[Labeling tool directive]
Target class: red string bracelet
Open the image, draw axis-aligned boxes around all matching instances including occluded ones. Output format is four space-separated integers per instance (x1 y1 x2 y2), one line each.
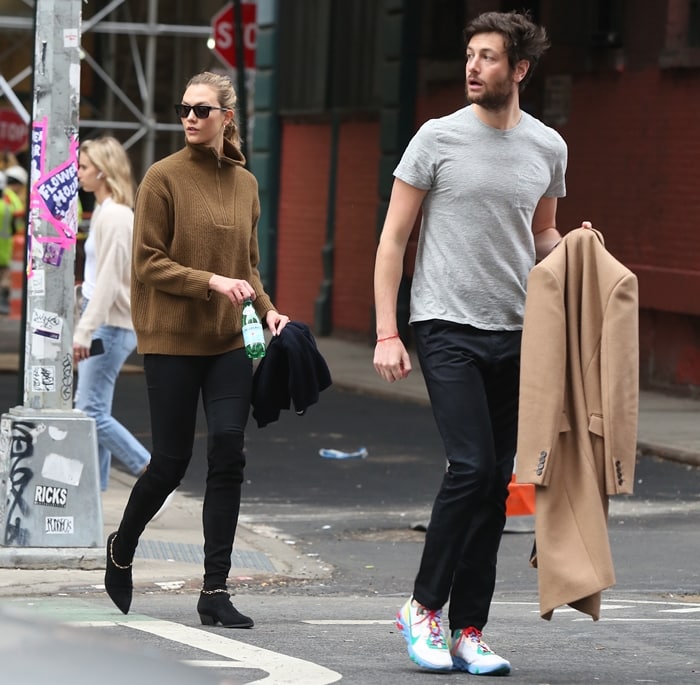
376 334 400 343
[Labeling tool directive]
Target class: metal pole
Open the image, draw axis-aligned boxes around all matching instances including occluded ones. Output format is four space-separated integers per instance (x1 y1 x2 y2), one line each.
314 0 338 336
142 0 158 173
24 0 81 410
233 0 248 163
0 0 103 555
23 0 81 410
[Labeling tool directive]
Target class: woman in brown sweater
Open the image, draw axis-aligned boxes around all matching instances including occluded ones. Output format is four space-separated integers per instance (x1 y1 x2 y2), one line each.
104 71 289 627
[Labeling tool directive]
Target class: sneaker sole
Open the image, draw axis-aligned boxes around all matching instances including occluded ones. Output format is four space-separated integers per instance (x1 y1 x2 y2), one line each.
452 656 511 676
396 613 454 672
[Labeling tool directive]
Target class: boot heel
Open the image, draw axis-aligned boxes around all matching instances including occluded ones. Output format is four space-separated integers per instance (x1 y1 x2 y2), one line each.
196 591 254 628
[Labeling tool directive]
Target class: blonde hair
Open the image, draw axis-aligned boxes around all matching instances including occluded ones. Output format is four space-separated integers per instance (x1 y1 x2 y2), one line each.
185 71 241 151
80 136 135 207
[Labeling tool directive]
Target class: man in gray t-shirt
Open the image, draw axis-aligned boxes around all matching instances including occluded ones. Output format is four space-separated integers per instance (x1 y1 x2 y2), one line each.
374 10 581 676
397 105 566 330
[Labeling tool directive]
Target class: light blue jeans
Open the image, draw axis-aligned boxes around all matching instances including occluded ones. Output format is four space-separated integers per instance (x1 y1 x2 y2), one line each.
75 322 150 491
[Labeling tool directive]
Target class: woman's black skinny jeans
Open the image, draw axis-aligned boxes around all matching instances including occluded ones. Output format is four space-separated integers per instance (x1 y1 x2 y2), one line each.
114 349 252 589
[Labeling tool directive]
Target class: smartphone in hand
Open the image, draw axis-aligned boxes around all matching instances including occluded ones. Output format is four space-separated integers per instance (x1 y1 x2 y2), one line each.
89 338 104 356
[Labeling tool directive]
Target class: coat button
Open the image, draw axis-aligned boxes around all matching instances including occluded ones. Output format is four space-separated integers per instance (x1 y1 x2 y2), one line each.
540 450 547 458
536 468 543 475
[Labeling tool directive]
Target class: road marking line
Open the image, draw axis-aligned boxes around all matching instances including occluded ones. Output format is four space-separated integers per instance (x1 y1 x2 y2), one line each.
574 618 700 622
596 599 700 607
124 619 342 685
545 604 630 613
183 660 251 669
495 599 700 612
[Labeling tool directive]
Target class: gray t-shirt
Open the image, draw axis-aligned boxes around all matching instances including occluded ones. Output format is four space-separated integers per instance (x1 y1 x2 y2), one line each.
394 106 567 330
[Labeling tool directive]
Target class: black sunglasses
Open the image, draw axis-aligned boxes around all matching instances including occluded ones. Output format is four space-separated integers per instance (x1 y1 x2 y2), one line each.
174 104 228 119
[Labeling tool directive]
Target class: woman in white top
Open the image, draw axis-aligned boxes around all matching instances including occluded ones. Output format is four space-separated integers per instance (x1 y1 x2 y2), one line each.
74 136 150 491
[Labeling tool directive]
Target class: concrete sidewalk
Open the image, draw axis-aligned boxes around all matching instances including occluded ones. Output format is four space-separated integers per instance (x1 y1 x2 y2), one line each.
0 316 698 599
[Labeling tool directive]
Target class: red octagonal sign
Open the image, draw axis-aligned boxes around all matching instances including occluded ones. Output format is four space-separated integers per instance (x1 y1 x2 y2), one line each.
211 1 257 71
0 109 29 155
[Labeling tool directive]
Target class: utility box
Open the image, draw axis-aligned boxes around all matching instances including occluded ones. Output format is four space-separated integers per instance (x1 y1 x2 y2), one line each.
0 407 103 548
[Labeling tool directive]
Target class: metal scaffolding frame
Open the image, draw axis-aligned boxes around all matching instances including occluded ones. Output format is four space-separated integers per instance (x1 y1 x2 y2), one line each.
0 0 217 173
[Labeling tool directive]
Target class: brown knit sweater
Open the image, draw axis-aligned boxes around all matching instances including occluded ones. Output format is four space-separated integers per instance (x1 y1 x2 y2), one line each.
131 139 275 355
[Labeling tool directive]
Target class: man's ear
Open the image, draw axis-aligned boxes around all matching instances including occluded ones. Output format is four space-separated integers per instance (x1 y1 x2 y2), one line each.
515 59 530 83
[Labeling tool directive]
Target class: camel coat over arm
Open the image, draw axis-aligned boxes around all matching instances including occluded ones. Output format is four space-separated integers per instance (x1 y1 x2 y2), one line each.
516 227 639 621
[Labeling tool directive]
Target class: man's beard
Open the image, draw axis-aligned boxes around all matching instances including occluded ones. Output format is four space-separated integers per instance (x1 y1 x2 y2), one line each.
465 77 515 112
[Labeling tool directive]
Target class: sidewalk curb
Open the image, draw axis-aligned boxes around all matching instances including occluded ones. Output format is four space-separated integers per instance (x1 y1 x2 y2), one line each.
0 547 102 570
637 442 700 468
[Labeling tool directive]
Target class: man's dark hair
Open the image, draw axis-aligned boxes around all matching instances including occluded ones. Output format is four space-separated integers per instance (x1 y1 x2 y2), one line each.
463 10 550 92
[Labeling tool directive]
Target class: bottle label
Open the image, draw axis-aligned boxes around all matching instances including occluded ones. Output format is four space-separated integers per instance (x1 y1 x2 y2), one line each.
242 322 265 346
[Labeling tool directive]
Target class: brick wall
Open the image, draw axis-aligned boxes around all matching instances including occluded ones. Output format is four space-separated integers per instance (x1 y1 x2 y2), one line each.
331 121 381 337
275 121 330 325
640 310 700 390
557 67 700 388
557 67 700 299
275 119 381 337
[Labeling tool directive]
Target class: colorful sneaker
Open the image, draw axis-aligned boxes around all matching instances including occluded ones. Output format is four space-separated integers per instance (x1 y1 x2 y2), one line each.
451 626 511 675
395 597 453 671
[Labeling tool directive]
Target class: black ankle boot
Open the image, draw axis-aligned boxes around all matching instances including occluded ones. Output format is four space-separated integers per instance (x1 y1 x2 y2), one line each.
105 532 133 614
197 590 254 628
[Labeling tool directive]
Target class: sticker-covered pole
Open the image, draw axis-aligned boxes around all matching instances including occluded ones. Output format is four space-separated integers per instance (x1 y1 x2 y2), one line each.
0 0 104 557
22 0 82 409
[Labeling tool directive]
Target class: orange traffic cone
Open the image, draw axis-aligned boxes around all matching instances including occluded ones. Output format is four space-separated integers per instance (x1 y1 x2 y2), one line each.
505 473 535 517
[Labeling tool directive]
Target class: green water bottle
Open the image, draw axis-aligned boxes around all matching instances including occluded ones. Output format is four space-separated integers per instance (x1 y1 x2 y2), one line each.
241 298 266 359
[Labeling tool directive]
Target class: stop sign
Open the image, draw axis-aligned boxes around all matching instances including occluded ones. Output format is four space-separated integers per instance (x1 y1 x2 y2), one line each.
211 1 257 70
0 109 29 154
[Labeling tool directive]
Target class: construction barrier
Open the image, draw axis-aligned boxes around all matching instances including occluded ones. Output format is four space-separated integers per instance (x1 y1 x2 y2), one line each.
8 233 24 320
505 473 535 517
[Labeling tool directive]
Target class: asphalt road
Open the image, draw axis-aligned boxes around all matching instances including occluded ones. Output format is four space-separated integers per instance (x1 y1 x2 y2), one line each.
1 375 699 684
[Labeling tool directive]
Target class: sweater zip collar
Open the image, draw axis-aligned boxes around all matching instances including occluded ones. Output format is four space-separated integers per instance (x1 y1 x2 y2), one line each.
185 140 245 168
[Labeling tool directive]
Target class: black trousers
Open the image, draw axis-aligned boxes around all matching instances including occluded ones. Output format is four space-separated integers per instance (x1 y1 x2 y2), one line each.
412 321 521 631
115 349 252 588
